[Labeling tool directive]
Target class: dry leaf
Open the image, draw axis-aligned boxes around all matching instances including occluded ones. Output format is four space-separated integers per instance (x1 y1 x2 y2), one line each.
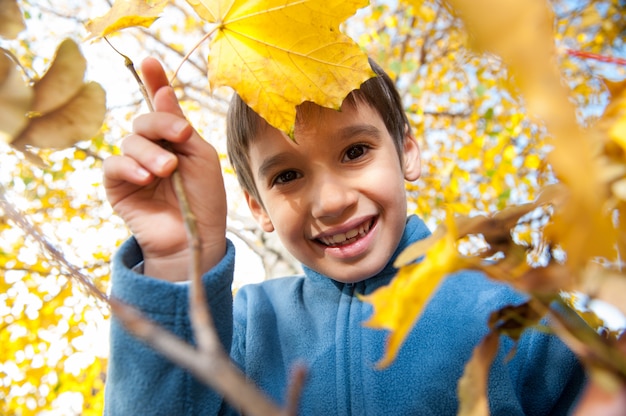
0 0 26 39
188 0 374 134
85 0 168 40
362 214 465 368
580 264 626 320
31 39 87 115
488 301 542 341
394 224 446 267
12 82 106 149
457 332 499 416
0 51 32 143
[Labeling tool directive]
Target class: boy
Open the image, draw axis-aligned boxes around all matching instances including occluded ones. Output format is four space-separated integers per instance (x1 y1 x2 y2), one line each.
103 57 584 415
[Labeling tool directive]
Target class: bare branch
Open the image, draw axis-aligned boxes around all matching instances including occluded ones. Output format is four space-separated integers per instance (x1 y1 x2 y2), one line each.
0 184 108 303
109 297 287 416
106 54 306 415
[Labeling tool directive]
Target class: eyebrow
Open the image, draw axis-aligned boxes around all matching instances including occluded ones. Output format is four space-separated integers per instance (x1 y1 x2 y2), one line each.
336 124 382 142
257 153 294 182
256 124 383 181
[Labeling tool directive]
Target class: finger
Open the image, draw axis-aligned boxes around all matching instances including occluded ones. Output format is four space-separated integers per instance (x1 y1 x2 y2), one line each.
132 112 192 144
121 134 179 178
152 84 186 118
132 112 213 161
103 155 153 189
140 57 170 101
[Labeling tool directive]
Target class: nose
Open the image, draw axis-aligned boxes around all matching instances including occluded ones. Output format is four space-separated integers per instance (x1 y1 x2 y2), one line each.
310 173 358 219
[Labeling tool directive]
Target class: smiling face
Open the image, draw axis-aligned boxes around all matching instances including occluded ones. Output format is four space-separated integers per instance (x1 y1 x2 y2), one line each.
245 100 421 283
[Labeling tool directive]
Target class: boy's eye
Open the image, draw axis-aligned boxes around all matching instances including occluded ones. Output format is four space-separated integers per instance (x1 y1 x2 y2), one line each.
344 144 368 161
273 170 300 185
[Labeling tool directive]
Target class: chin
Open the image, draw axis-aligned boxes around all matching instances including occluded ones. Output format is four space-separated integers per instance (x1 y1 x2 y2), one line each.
328 262 387 284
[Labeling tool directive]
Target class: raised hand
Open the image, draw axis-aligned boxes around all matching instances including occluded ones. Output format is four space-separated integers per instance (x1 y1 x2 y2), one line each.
103 58 227 281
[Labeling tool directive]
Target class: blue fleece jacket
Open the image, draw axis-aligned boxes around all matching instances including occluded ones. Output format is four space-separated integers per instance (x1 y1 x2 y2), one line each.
104 216 584 415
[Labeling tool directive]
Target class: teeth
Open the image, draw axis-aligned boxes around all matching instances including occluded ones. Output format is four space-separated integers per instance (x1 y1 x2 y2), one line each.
346 228 359 239
320 219 372 246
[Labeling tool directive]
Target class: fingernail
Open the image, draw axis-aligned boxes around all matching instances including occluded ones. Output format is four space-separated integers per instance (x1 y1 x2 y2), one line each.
172 119 189 135
136 167 150 180
156 153 175 170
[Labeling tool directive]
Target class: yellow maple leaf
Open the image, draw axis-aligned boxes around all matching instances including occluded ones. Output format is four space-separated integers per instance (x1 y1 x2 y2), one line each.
85 0 168 40
187 0 375 134
361 214 464 368
601 80 626 153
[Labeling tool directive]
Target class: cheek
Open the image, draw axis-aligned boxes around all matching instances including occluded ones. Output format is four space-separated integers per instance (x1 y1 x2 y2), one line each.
266 202 301 239
367 165 407 198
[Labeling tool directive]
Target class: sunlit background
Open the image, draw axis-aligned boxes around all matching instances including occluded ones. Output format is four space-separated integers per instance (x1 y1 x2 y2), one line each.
1 0 625 414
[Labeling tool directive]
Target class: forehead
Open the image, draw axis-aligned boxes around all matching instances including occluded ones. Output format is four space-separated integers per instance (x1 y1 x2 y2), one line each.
256 99 384 148
247 100 389 179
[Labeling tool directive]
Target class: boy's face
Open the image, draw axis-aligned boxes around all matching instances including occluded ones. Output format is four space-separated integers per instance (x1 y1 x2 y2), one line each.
245 100 421 283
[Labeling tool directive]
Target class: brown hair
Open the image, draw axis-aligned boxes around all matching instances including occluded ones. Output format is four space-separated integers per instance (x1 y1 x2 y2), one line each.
226 58 410 204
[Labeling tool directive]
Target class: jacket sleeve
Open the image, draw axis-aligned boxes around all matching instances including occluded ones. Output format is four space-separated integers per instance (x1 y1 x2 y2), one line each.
104 237 236 416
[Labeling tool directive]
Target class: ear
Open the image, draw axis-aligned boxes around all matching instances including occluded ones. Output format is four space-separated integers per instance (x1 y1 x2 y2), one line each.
244 191 275 232
402 127 421 181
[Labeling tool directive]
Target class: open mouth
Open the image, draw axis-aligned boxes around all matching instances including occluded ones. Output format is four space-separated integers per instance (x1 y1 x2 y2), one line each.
317 217 376 247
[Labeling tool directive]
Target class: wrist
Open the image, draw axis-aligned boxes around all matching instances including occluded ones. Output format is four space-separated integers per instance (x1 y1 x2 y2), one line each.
143 240 227 282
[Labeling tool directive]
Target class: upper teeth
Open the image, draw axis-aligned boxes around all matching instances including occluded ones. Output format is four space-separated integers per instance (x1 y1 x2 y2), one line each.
319 220 372 246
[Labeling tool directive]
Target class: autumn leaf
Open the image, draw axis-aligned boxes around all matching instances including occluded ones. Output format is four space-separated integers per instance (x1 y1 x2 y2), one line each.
0 39 106 154
12 82 106 150
187 0 375 134
31 38 87 115
592 84 626 204
395 201 540 269
0 51 32 143
458 301 544 416
457 331 499 416
579 263 626 325
85 0 168 40
362 214 466 368
0 0 26 39
393 224 445 267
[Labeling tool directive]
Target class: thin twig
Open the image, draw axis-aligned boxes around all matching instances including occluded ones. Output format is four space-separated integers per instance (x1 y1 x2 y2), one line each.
171 172 218 353
566 49 626 66
285 364 308 416
106 45 303 414
170 27 217 84
0 184 108 303
109 297 285 416
537 296 626 381
104 37 154 112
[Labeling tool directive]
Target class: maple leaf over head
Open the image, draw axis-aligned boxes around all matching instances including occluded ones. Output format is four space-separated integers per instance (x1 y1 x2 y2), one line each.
85 0 169 41
188 0 375 135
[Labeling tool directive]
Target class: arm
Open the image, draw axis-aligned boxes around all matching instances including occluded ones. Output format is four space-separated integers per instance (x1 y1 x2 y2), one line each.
104 238 236 415
103 58 232 414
